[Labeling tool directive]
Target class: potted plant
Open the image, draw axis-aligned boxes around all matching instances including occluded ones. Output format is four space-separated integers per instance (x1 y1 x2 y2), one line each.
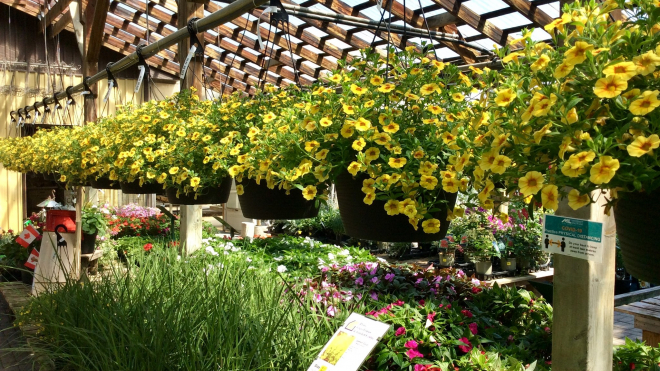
463 0 660 283
437 236 459 267
81 205 107 254
464 226 499 275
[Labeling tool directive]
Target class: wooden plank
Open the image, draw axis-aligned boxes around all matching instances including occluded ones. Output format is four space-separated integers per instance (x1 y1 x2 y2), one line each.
614 286 660 307
50 10 72 37
426 11 459 28
643 330 660 347
628 301 660 314
491 268 554 286
44 0 73 26
642 297 660 306
634 316 660 334
616 304 660 321
500 0 553 28
83 0 111 63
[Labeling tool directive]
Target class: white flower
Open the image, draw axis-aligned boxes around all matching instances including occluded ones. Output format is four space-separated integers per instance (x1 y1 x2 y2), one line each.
328 253 336 261
318 258 326 265
176 255 181 261
246 257 252 262
224 242 235 251
248 266 256 270
471 278 481 287
277 265 287 273
377 257 387 263
205 246 219 256
339 249 350 256
273 256 283 261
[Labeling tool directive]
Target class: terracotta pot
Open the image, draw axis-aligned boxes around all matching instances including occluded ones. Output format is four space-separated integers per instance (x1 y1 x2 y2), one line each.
91 176 121 190
166 176 232 205
335 172 457 242
237 178 320 220
120 180 164 195
615 190 660 284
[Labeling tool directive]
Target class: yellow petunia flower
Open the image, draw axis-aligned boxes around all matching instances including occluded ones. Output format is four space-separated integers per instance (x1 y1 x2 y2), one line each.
422 219 441 234
589 156 620 184
169 167 179 175
384 200 400 215
363 192 376 205
603 61 638 81
633 51 660 76
370 76 384 86
567 189 590 210
420 83 440 96
350 84 368 95
564 41 594 65
629 90 660 116
378 83 396 93
352 138 366 151
491 155 512 175
190 177 201 188
347 161 361 176
541 184 559 211
302 185 317 200
305 141 320 152
388 157 407 168
342 105 356 115
494 88 516 107
593 75 628 98
554 61 575 79
365 147 380 161
236 184 244 195
420 175 438 190
382 123 399 133
627 134 660 157
519 171 544 197
427 105 443 114
442 177 459 193
451 93 465 102
263 112 277 123
530 54 551 72
355 117 372 131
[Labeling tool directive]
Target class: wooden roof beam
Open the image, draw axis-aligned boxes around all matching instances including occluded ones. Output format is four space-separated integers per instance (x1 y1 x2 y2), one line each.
500 0 554 28
42 0 73 29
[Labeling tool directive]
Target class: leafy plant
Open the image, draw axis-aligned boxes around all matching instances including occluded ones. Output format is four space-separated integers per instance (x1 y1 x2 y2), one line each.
81 205 107 235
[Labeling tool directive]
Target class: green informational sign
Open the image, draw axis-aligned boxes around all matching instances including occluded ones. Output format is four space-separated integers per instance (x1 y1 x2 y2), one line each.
542 214 604 262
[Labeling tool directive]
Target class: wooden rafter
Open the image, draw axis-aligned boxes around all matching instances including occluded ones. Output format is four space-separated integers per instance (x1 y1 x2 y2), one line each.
41 0 73 29
84 0 111 63
500 0 554 29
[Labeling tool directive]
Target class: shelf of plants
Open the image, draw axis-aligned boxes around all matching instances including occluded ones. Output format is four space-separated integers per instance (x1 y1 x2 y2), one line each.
2 0 660 369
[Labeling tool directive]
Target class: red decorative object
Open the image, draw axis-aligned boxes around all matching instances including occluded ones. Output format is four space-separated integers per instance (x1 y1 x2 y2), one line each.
46 210 76 233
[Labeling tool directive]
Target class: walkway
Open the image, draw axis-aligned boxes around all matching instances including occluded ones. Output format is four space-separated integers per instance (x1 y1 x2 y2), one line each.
0 296 37 371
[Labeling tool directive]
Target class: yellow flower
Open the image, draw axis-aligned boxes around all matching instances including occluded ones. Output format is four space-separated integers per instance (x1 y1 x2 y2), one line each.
491 155 512 175
329 74 342 83
603 61 638 81
454 153 471 172
59 175 66 182
627 134 660 157
342 105 356 115
169 167 179 175
420 83 440 96
246 113 255 120
478 150 497 171
451 93 465 102
422 219 441 234
382 123 399 133
633 51 660 76
563 107 579 124
502 52 524 63
420 175 438 190
190 177 201 188
384 200 400 215
378 83 395 93
263 112 277 123
561 161 587 178
564 41 594 65
402 204 417 218
363 192 376 205
352 138 366 151
541 184 559 210
347 161 361 176
567 189 590 210
370 76 384 86
554 61 575 79
157 173 167 183
141 115 151 122
629 90 660 115
364 100 375 108
305 141 320 152
589 156 620 184
176 129 186 137
355 117 371 131
442 177 459 193
593 75 628 98
350 84 368 95
388 157 407 168
314 149 329 160
427 105 443 115
373 132 391 145
302 185 317 200
494 88 516 107
530 54 551 72
453 206 465 218
533 123 553 144
236 184 244 195
304 119 318 131
325 133 339 141
365 147 380 161
519 171 544 197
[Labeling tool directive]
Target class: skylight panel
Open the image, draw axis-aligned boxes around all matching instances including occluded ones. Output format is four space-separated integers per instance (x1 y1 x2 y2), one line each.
463 0 508 15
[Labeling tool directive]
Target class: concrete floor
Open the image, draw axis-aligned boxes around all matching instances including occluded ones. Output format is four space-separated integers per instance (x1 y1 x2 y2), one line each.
613 311 643 346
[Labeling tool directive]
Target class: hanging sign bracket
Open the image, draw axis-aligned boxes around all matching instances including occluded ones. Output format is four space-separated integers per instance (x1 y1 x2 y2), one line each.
103 63 118 104
180 18 204 81
135 44 151 93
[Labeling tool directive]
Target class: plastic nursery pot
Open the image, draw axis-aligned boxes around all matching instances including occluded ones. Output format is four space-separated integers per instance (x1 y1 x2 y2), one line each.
81 232 97 255
335 171 457 242
166 176 232 205
500 257 517 272
475 261 493 275
236 178 321 220
438 252 455 267
120 180 164 195
90 176 122 190
615 189 660 285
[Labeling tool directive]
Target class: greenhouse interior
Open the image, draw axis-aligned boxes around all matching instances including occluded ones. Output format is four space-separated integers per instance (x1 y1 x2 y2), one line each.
0 0 658 370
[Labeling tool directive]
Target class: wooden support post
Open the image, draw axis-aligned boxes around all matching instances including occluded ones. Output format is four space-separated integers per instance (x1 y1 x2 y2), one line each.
552 190 616 370
178 1 205 256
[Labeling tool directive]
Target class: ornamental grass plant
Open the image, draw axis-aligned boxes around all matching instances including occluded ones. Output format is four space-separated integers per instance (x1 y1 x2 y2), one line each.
17 248 335 371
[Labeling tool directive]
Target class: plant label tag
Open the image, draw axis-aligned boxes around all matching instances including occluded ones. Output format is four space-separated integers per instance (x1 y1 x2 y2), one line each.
180 45 197 80
135 66 146 93
103 80 114 103
307 313 390 371
543 214 604 262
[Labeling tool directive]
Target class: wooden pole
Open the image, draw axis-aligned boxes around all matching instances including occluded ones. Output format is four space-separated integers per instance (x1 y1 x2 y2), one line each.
178 1 205 256
552 190 616 370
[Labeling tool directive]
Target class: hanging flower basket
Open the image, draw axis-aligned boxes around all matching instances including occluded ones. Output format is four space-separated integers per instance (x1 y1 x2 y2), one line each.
335 172 457 242
120 180 164 195
166 176 232 205
615 190 660 284
236 178 320 220
91 176 121 190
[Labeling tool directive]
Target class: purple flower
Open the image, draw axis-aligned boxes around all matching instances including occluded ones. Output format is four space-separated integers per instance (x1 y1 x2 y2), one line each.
370 291 378 301
355 277 364 285
385 273 395 282
371 276 380 284
457 270 465 278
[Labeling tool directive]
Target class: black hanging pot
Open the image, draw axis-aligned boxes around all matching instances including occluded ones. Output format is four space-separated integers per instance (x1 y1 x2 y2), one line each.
91 176 122 190
335 172 457 242
81 232 98 255
615 190 660 284
120 180 164 195
236 178 321 220
166 176 232 205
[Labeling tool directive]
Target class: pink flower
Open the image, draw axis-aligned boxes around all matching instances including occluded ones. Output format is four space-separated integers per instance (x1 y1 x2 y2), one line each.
393 300 405 306
427 312 436 323
414 365 439 371
326 305 337 317
457 337 473 353
371 276 380 284
384 273 395 282
461 309 473 318
468 323 478 335
544 327 551 333
456 270 465 278
418 299 425 306
395 327 406 336
355 277 364 285
406 348 424 359
370 291 378 301
404 340 418 349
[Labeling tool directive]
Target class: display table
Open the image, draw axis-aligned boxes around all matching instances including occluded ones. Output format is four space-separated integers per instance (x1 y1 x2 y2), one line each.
615 296 660 347
32 231 79 296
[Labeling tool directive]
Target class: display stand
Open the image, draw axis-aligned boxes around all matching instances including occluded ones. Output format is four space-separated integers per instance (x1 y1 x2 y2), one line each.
32 231 79 296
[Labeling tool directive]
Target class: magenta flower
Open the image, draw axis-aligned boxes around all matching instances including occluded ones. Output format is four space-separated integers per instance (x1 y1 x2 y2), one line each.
326 305 337 317
355 277 364 285
406 348 424 359
384 273 395 282
393 300 405 306
457 337 473 353
395 327 406 336
371 276 380 284
427 312 436 323
461 309 473 318
469 323 478 335
370 291 378 301
404 340 419 349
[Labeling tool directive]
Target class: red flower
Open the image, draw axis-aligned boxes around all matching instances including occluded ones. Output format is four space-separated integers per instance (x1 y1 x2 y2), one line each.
468 323 478 335
427 312 436 323
461 309 473 318
143 243 153 252
471 287 482 294
457 337 472 353
418 299 425 306
393 300 405 306
630 363 635 370
406 348 423 359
